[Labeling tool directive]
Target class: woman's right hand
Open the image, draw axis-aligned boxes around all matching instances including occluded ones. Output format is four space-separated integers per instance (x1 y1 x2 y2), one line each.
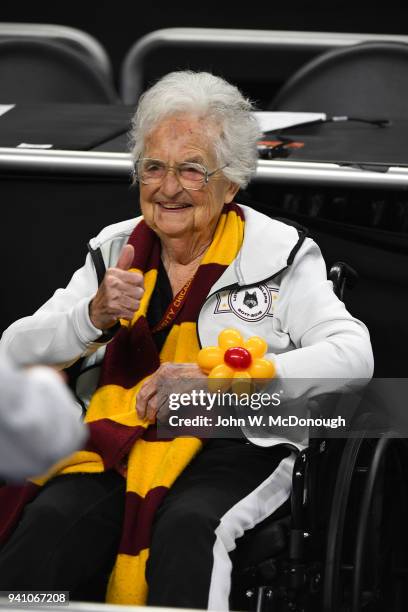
136 362 207 422
89 244 144 330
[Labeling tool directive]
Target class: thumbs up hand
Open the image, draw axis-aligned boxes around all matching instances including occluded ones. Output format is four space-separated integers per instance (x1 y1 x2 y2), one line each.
89 244 144 331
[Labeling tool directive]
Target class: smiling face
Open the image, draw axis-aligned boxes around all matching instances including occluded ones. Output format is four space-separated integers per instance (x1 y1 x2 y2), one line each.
139 114 238 245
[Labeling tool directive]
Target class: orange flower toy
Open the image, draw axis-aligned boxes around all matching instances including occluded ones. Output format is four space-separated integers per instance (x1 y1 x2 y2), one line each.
197 329 276 392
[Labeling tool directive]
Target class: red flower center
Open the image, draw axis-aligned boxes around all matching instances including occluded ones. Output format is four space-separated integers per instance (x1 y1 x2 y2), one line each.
224 347 252 370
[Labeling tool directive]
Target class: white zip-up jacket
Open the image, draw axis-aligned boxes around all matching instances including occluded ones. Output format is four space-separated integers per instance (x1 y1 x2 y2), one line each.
0 205 374 446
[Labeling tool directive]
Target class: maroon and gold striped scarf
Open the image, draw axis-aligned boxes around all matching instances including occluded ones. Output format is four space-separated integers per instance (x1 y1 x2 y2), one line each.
0 202 245 604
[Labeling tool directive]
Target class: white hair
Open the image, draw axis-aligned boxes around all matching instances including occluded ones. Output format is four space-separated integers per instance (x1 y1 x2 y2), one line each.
129 71 261 188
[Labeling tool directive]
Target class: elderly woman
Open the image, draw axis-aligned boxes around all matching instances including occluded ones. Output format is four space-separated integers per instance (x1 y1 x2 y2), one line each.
0 71 373 609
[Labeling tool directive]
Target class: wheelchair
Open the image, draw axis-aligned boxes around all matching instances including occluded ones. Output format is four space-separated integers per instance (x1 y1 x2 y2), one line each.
65 252 408 611
229 263 408 612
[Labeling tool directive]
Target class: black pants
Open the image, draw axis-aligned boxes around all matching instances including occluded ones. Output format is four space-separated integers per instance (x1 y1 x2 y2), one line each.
0 440 293 609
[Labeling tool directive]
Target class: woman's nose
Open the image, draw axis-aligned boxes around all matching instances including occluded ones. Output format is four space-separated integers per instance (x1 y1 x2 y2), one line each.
160 168 184 196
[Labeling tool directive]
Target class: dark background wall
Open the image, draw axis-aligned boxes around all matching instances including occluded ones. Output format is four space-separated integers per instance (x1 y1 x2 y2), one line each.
2 0 408 84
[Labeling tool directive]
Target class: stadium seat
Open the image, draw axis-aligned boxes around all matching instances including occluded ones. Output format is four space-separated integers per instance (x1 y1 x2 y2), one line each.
0 38 119 103
270 41 408 119
0 22 113 84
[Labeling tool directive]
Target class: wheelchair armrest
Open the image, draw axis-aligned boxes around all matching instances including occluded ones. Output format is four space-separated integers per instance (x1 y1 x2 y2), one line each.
329 261 358 300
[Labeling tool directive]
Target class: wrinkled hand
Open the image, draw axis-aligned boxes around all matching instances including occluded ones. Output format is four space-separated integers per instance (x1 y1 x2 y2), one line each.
89 244 144 331
137 363 207 422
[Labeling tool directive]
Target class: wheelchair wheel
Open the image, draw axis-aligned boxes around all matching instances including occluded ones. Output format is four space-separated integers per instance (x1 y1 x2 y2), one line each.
322 434 408 612
351 438 408 612
322 434 366 612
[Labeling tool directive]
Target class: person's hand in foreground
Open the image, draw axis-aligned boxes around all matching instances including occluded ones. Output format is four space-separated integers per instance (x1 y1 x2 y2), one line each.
0 360 88 481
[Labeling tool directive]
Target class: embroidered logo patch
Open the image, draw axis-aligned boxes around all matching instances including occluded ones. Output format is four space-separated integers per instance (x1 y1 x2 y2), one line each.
214 285 278 322
243 291 258 309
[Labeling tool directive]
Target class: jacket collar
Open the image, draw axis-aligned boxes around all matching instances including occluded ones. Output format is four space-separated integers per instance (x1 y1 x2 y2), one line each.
209 204 305 294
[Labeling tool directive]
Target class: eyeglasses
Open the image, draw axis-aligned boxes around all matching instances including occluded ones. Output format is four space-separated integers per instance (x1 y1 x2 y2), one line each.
135 158 228 191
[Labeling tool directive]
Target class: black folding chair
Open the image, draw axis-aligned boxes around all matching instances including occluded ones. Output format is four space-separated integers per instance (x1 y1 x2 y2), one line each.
0 38 118 103
270 41 408 119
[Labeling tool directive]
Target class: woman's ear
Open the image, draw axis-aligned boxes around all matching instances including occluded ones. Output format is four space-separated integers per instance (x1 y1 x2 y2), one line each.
224 182 240 204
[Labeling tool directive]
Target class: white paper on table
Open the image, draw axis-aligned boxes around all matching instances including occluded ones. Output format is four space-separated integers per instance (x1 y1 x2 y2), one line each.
0 104 15 118
253 111 327 133
17 143 53 149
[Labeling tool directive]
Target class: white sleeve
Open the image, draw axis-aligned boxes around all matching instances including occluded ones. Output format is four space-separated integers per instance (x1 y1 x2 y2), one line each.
0 359 88 481
0 251 105 369
270 238 374 398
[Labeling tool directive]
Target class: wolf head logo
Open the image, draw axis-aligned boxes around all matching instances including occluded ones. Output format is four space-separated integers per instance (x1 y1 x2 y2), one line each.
243 291 258 309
